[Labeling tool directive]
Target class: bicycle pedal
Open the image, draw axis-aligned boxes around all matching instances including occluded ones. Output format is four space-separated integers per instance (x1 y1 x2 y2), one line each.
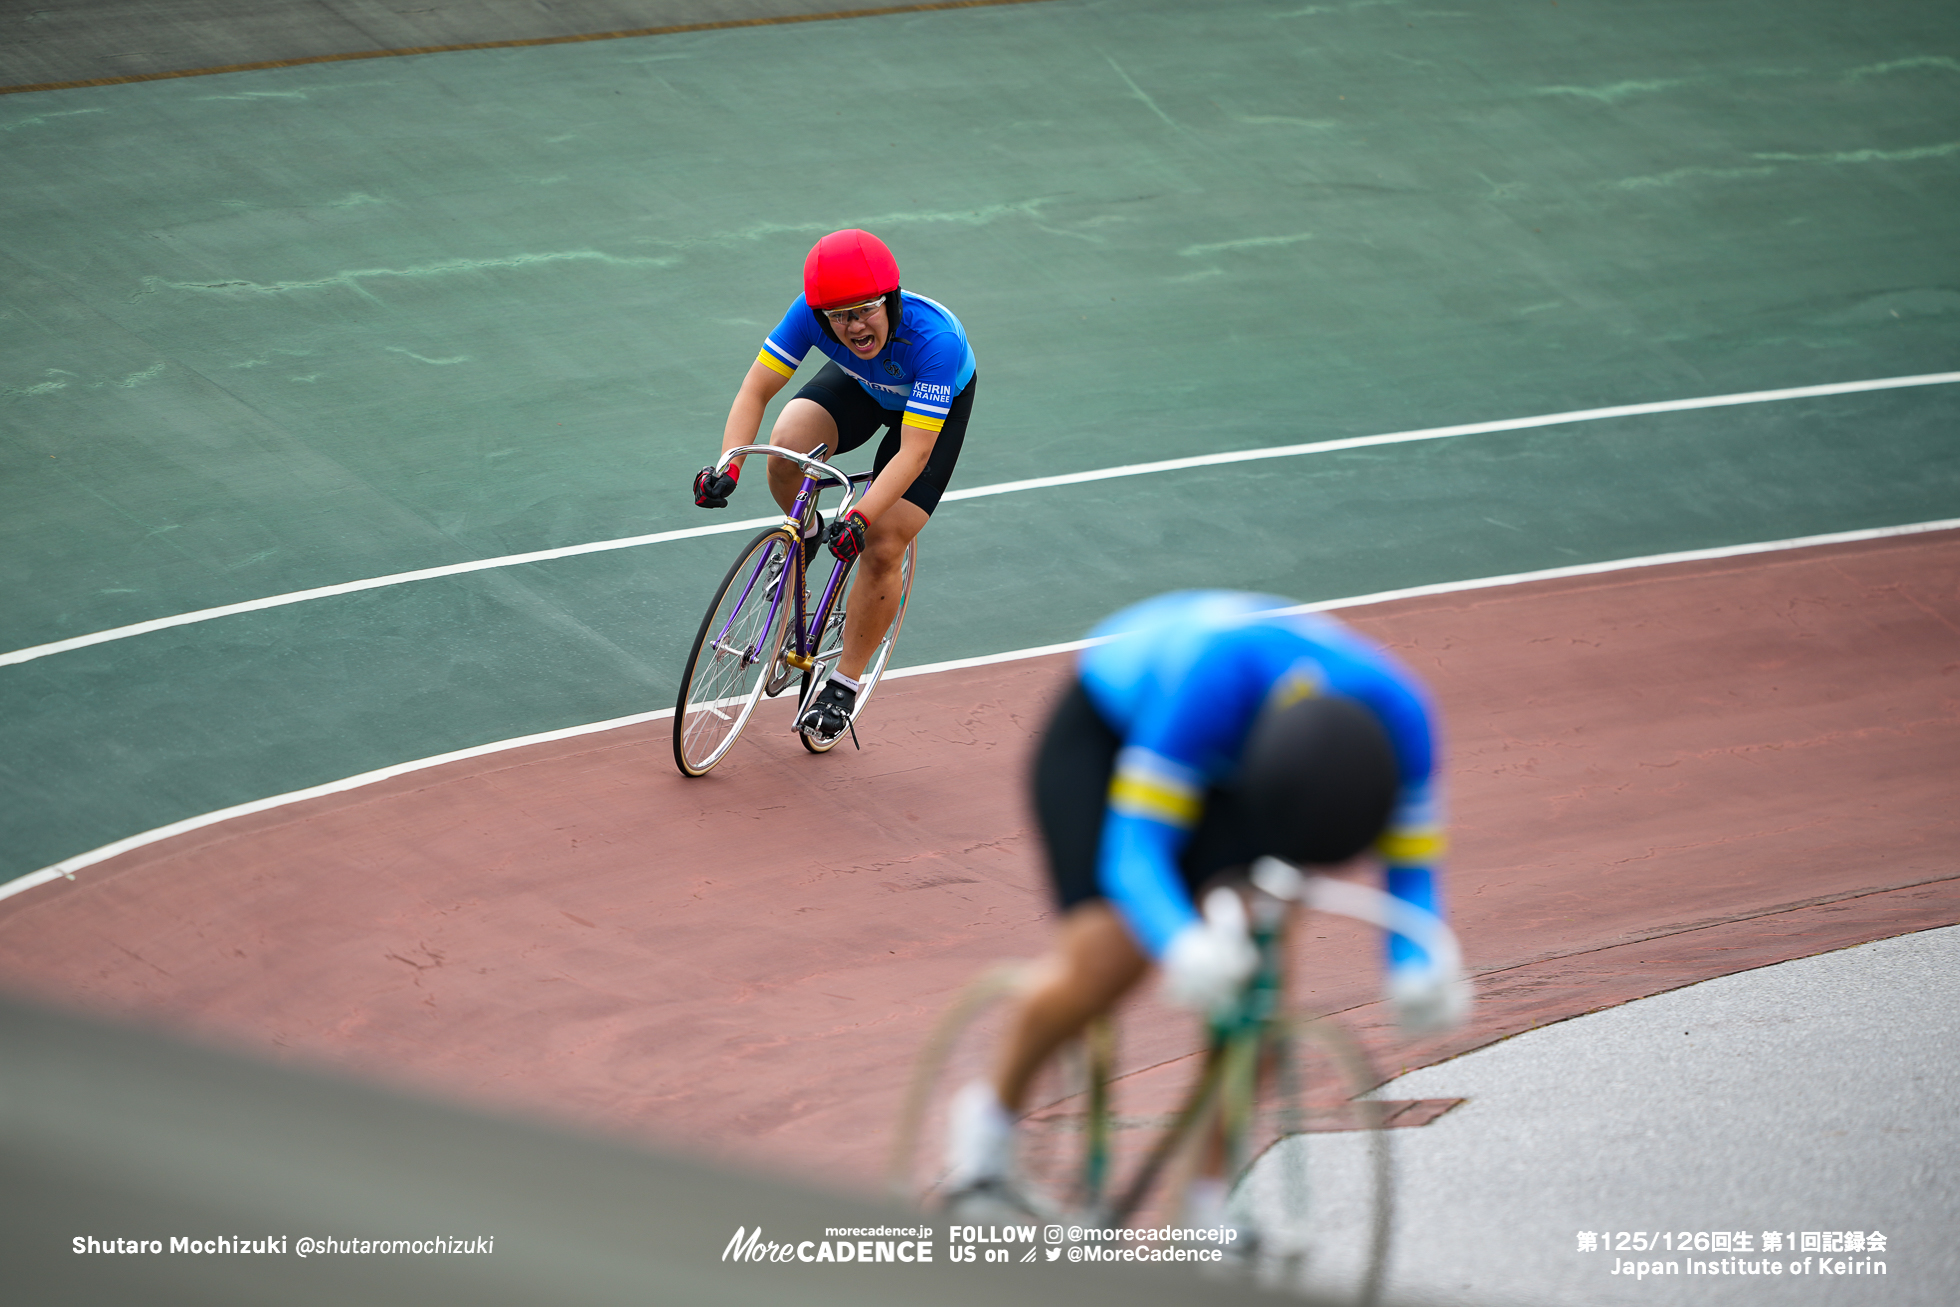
799 712 851 746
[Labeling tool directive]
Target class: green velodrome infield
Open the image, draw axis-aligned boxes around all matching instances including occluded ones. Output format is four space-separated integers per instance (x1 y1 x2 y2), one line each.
4 0 1958 888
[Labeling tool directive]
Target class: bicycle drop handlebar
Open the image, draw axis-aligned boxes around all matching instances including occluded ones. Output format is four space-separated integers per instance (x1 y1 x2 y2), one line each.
714 444 863 521
1250 856 1466 978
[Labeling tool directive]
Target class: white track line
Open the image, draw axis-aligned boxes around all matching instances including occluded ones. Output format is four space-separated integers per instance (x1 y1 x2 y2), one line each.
0 515 782 670
934 370 1960 503
1 707 677 903
8 514 1956 905
6 369 1957 671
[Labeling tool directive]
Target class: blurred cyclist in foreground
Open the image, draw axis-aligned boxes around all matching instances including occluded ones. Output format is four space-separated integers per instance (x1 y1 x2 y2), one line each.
945 590 1470 1222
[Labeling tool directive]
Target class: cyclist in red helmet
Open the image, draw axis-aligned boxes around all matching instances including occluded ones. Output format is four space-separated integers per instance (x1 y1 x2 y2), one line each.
694 229 978 744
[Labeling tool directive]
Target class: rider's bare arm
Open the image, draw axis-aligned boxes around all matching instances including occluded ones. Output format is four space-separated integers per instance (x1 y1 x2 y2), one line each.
718 358 793 475
848 421 939 524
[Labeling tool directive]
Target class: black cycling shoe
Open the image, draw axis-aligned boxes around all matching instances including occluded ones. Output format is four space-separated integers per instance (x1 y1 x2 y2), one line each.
797 678 856 742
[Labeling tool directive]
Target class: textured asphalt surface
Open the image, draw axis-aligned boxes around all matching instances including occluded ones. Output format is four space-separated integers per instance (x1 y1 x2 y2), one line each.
1294 925 1960 1306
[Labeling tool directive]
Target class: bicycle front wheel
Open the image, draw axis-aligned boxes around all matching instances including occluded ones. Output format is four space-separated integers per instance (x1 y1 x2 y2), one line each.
887 962 1116 1220
798 536 915 754
1231 1015 1393 1304
672 528 795 777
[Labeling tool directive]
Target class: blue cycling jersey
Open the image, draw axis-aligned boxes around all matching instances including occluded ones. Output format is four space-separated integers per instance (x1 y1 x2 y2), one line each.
756 291 977 434
1078 591 1447 964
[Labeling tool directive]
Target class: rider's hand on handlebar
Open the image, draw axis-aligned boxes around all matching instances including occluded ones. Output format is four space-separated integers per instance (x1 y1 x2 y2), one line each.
826 508 869 562
693 463 740 508
1386 961 1472 1033
1162 887 1258 1016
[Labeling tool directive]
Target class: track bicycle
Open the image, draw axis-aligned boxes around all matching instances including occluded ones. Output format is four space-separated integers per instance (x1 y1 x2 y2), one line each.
889 858 1467 1303
672 443 914 777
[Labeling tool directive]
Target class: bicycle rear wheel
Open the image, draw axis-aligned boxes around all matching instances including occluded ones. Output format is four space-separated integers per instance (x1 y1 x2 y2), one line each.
672 528 795 777
1231 1014 1393 1303
797 537 915 754
886 963 1118 1220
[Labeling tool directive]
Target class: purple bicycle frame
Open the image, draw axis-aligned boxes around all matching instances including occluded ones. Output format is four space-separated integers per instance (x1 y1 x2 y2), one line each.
711 442 868 694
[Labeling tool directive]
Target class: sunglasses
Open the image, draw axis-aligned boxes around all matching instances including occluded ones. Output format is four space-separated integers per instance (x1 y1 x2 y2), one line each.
822 296 888 325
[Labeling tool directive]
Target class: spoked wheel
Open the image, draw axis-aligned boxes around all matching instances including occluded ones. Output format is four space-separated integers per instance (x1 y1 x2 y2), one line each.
796 537 915 754
1229 1015 1393 1304
672 528 795 777
886 963 1121 1220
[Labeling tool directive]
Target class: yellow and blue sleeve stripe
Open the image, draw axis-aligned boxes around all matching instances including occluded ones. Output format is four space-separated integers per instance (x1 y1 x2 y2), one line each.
902 389 951 433
757 338 800 378
1107 747 1204 828
1376 784 1446 865
1376 825 1447 864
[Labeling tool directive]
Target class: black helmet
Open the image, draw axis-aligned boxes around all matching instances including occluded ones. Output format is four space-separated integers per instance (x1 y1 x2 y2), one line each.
1238 694 1398 866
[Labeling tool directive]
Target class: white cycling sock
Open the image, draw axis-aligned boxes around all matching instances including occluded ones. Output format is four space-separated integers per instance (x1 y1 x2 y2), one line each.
827 670 860 693
944 1079 1013 1189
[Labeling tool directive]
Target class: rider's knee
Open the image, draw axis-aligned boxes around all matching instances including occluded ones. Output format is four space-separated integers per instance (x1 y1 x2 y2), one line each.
770 397 833 449
859 522 913 569
1061 903 1148 991
864 537 907 571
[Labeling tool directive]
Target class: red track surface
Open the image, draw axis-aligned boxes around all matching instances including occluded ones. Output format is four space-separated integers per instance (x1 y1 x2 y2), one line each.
2 532 1955 1190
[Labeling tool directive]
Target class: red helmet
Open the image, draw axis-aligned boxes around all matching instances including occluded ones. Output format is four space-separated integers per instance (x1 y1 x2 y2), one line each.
803 229 900 310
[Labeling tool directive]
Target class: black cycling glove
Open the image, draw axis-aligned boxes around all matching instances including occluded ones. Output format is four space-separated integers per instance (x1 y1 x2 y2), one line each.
693 463 740 508
826 509 869 562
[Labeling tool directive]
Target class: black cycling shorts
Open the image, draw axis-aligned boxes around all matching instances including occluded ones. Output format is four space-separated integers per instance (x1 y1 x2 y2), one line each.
792 361 974 516
1032 680 1263 914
